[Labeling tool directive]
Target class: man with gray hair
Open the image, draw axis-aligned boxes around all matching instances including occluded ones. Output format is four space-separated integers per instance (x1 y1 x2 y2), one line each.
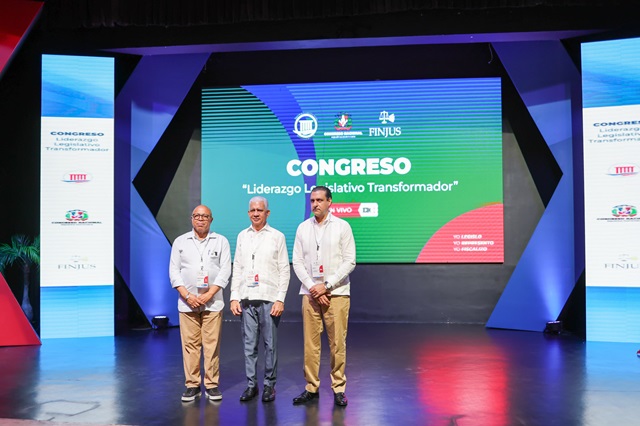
230 196 290 402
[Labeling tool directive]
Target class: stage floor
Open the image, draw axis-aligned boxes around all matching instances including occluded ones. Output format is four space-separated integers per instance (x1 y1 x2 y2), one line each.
0 321 639 426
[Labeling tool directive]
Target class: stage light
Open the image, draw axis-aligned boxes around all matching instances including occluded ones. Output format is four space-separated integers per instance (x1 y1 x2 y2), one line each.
152 315 169 329
544 320 562 334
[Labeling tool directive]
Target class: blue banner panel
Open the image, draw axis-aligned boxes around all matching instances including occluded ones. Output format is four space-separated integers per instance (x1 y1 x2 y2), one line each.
586 287 640 343
41 286 114 339
42 55 114 118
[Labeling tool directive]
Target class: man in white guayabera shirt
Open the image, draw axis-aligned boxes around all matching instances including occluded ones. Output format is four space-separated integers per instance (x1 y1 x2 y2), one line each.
291 186 356 407
230 196 290 403
169 204 231 403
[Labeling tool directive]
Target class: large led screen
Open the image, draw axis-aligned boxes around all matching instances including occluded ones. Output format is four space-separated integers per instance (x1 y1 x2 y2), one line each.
583 38 640 342
40 54 114 338
202 79 503 263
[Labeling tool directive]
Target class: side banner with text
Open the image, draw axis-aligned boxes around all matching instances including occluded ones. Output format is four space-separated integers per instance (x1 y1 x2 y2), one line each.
40 54 114 338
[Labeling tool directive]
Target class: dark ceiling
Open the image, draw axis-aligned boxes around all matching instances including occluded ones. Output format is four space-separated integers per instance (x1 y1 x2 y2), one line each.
37 0 640 51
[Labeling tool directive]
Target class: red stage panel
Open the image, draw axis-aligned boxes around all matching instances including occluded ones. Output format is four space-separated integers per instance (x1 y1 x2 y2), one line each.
0 272 40 346
0 0 43 77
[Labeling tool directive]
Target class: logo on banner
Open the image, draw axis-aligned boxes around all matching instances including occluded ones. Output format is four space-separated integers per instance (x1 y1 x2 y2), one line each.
57 255 98 270
51 210 102 226
379 110 395 124
595 204 640 222
604 254 640 270
612 205 638 217
334 113 353 131
66 209 89 221
293 113 318 139
607 164 639 177
369 111 401 138
323 112 363 139
62 172 92 183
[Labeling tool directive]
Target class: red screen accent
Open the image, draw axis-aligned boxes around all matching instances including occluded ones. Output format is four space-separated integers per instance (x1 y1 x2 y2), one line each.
0 273 40 346
417 339 509 425
0 0 43 76
417 203 504 263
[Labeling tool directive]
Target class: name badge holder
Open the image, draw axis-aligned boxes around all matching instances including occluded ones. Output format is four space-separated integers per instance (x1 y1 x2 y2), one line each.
247 273 260 288
312 261 324 280
196 269 209 294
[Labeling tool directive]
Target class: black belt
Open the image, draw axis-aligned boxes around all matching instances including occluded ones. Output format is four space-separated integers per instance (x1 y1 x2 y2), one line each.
241 299 269 307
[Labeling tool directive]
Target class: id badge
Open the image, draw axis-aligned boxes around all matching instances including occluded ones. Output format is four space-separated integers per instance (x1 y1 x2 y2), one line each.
196 270 209 289
312 261 324 279
246 273 259 288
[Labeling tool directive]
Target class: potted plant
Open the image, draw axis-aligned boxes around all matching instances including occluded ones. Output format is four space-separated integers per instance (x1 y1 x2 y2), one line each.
0 234 40 322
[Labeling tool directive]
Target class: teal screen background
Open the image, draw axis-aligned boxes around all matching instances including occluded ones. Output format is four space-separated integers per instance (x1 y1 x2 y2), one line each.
202 78 502 263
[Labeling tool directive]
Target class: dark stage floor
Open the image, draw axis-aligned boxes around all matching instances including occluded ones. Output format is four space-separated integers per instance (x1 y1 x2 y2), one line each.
0 321 639 425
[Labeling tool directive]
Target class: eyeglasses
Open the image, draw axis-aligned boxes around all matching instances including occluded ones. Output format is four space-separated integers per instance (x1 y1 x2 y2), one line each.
192 214 211 220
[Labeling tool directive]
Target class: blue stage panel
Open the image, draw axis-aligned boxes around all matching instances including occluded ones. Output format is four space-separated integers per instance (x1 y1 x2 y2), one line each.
586 286 640 343
41 286 114 338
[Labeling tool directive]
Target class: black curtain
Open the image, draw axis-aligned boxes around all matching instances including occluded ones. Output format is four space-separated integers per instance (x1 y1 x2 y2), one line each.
41 0 623 30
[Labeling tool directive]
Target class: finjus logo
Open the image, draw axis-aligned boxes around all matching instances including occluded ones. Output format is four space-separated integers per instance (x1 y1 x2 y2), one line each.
618 254 638 263
62 172 92 183
379 111 395 124
604 254 640 270
611 205 637 217
65 209 89 221
58 255 97 270
369 111 401 138
607 164 639 176
293 113 318 139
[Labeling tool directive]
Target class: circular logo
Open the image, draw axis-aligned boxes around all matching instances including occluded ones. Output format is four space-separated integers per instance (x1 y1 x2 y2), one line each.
612 205 637 217
293 113 318 139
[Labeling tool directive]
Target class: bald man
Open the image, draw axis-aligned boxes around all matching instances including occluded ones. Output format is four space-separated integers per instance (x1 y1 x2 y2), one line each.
170 205 232 402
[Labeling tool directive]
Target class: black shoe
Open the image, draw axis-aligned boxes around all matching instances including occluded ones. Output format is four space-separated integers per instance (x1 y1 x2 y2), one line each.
206 387 222 401
181 387 201 402
334 392 348 406
240 386 258 401
292 390 319 405
262 385 276 402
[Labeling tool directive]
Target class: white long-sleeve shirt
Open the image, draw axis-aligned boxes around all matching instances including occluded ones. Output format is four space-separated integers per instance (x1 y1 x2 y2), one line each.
230 224 290 303
292 213 356 296
169 230 231 312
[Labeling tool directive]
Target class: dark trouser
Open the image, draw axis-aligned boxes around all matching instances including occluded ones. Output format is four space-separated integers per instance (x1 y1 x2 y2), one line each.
241 300 280 388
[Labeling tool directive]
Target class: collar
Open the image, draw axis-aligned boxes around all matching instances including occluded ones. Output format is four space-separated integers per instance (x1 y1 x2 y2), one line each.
312 212 333 225
190 230 214 242
249 223 271 233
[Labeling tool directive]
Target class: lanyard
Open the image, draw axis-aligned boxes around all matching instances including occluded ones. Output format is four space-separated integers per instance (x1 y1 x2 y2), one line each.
313 220 329 253
250 228 266 272
191 235 211 271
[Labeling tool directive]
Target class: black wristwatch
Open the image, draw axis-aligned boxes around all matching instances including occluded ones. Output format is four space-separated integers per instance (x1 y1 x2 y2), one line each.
324 281 332 291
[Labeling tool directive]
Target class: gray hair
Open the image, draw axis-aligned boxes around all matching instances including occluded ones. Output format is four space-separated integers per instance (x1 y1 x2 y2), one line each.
249 196 269 210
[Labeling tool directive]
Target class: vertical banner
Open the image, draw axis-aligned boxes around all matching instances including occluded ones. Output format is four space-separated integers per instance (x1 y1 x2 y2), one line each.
583 38 640 342
40 55 114 338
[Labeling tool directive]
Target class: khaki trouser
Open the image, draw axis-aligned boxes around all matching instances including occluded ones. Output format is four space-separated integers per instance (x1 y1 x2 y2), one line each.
179 310 222 389
302 294 350 393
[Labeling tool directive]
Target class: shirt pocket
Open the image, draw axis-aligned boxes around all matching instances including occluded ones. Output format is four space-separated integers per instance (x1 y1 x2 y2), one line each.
207 250 220 274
